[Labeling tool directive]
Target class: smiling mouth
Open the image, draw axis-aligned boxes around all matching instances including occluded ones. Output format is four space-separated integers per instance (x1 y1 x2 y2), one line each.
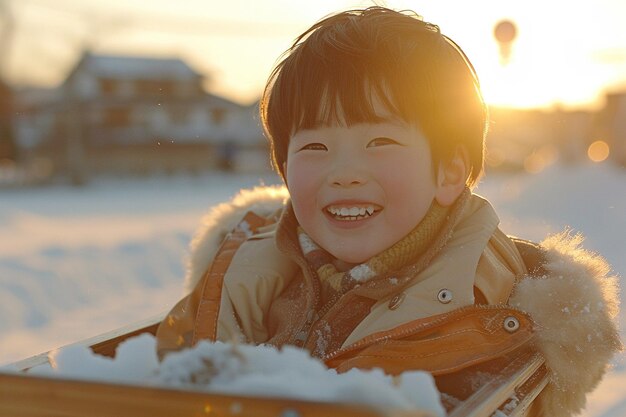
325 205 380 221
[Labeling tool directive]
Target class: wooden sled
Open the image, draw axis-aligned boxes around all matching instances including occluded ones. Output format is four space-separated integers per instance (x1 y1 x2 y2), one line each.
1 314 549 417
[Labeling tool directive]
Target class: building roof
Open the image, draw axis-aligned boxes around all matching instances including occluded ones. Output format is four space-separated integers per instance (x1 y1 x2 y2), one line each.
75 52 203 80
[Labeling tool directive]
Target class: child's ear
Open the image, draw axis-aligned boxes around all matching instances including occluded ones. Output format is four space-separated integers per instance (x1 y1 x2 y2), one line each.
434 146 469 207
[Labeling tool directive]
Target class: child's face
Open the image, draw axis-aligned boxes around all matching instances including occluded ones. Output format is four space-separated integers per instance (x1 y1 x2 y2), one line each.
285 107 439 265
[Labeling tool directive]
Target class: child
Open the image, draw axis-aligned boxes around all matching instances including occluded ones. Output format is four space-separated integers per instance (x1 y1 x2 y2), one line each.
156 7 621 416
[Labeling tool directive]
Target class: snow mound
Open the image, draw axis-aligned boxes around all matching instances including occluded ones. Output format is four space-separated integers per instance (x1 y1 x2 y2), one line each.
24 335 446 416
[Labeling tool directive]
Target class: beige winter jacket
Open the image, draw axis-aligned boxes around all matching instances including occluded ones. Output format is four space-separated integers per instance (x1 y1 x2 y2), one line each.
157 185 621 417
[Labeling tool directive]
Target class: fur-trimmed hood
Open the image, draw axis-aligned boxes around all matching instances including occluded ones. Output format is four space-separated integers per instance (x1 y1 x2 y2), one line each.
183 186 621 417
510 233 621 416
184 185 289 294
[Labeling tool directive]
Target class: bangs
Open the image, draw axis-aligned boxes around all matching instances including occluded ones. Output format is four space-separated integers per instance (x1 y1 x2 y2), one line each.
271 50 401 135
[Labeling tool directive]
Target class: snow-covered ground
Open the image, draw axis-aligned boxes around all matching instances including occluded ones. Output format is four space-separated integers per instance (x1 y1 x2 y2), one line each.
0 163 624 416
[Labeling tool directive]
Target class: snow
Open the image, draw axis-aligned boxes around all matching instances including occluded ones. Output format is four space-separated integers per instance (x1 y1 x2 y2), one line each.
14 336 445 416
27 334 160 385
0 163 625 416
0 172 280 360
350 264 375 281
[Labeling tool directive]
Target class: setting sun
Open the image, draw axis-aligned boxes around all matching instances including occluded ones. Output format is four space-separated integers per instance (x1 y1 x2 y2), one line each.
479 59 606 110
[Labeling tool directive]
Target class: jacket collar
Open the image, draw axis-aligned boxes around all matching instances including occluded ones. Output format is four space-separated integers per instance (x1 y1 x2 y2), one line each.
274 190 474 303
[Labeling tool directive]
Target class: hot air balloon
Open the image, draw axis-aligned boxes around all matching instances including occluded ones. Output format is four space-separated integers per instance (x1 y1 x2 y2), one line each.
494 19 517 65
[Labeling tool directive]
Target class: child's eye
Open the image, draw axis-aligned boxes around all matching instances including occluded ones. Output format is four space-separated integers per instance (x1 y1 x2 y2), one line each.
300 143 328 151
367 137 400 147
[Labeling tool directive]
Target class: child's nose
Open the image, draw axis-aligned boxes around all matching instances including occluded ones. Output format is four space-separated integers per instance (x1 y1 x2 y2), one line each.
332 178 362 187
328 164 367 187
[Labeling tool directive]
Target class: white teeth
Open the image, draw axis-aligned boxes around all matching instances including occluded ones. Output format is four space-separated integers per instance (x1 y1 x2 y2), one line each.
327 205 377 218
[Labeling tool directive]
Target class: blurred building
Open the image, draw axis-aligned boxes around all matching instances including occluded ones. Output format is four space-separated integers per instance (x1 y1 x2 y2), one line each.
487 108 560 173
11 52 625 185
595 92 626 167
486 106 597 174
0 79 16 162
14 52 267 184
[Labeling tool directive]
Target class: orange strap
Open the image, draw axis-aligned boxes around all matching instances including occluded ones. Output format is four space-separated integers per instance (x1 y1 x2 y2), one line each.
192 211 274 344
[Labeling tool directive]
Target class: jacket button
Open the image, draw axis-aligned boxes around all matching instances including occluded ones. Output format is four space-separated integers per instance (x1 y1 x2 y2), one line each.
388 292 406 310
504 316 520 332
437 289 453 304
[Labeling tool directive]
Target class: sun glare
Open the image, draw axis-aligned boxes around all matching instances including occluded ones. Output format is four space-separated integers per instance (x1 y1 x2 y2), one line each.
478 52 605 110
459 4 615 111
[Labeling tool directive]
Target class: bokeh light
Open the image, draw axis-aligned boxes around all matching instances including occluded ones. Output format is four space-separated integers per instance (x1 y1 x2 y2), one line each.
523 144 559 174
587 140 610 162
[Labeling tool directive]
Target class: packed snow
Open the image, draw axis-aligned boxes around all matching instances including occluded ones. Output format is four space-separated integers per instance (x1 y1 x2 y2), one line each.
8 335 445 416
0 163 625 416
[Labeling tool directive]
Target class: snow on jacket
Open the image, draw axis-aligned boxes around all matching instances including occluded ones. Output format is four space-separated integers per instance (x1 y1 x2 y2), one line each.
156 185 621 417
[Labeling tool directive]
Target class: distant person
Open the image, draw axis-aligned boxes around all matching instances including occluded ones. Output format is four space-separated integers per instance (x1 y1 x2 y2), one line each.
156 7 621 416
217 141 236 171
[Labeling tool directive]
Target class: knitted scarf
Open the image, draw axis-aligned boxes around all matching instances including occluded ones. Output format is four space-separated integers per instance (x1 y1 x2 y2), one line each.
297 197 454 306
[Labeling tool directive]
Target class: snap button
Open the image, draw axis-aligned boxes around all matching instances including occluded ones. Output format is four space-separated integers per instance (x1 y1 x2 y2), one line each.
504 316 520 333
388 292 406 310
437 289 453 304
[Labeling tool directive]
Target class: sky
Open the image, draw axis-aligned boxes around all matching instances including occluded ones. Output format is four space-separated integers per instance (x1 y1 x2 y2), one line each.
2 0 626 110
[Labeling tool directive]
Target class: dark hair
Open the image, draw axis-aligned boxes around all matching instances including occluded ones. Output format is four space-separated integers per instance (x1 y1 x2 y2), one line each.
260 6 487 186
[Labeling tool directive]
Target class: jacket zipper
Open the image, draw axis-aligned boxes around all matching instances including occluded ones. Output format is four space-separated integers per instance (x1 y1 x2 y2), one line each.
294 293 345 346
297 269 406 349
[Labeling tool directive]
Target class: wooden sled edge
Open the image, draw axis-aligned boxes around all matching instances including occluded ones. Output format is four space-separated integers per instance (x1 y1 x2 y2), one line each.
9 311 166 372
0 370 442 417
448 350 548 417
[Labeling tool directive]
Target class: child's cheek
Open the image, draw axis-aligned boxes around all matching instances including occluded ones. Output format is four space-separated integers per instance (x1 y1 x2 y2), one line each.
285 158 320 221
